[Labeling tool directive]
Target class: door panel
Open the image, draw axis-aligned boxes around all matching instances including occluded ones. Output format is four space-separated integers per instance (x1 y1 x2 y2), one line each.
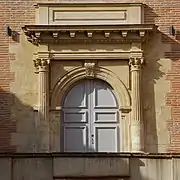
94 111 118 123
95 126 118 152
64 110 88 123
64 126 88 152
93 81 117 108
64 81 87 108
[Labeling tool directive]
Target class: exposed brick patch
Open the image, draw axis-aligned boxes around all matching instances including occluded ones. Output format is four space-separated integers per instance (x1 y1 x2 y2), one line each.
0 0 35 152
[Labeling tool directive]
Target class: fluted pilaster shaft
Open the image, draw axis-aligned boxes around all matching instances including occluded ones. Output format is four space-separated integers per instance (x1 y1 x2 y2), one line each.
34 58 50 152
129 57 144 152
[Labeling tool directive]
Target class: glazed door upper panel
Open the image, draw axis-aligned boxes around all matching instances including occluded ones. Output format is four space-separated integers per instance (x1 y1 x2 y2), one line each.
62 79 119 152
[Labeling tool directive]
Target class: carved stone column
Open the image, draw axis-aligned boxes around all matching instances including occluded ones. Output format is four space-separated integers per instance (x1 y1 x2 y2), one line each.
34 58 50 152
129 56 144 152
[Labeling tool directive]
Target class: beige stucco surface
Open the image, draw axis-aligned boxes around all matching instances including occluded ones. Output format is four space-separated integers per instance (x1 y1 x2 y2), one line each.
143 32 171 152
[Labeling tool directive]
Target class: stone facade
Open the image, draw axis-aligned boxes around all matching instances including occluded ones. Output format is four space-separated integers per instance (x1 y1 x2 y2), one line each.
0 0 180 153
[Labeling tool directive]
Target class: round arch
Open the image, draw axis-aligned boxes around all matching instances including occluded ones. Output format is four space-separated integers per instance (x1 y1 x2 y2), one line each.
50 66 131 111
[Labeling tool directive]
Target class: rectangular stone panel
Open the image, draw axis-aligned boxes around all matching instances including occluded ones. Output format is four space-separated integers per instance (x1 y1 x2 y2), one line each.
13 158 53 180
52 10 127 25
35 4 143 25
0 158 11 180
53 157 129 177
130 158 172 180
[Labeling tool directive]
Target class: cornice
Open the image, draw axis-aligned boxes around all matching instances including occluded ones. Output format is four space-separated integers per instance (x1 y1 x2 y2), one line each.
23 24 156 31
22 24 157 45
34 2 144 8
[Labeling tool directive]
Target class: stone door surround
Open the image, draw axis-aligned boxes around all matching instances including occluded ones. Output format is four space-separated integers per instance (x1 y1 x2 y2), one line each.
22 2 157 152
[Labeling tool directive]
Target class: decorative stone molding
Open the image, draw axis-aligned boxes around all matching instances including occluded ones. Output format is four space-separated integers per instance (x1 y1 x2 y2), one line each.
122 31 128 37
50 51 131 60
33 52 50 73
22 24 157 45
53 32 59 38
33 58 50 73
87 32 93 38
129 57 144 70
104 32 110 38
50 66 131 111
84 61 97 79
70 32 76 38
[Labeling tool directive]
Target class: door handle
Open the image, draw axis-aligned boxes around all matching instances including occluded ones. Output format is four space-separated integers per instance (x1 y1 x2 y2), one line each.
91 134 94 144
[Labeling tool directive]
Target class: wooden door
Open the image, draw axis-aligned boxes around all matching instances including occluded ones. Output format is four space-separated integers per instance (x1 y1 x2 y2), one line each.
63 79 119 152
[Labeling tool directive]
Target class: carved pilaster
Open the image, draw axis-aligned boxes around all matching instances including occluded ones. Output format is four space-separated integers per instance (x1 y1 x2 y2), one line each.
129 56 144 152
84 61 96 79
34 57 50 152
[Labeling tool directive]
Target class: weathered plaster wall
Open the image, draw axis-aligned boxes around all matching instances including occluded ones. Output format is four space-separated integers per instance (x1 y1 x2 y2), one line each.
9 33 39 152
143 32 172 152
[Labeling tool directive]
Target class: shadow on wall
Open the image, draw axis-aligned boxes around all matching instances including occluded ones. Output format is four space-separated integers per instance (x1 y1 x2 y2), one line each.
140 5 161 153
0 87 43 152
0 87 16 152
142 6 180 153
142 5 180 153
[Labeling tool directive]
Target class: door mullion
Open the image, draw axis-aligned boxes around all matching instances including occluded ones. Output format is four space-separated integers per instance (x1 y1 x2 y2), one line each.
87 80 92 152
90 80 95 151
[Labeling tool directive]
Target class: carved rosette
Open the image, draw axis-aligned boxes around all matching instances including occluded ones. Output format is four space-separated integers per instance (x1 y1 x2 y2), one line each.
129 57 144 71
84 61 96 79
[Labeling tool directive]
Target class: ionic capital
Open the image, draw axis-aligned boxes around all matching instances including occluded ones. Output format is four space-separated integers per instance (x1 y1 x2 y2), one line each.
129 57 144 71
33 58 50 73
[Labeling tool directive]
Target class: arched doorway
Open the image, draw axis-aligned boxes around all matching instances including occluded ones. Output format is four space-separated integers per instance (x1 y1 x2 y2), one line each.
62 79 120 152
